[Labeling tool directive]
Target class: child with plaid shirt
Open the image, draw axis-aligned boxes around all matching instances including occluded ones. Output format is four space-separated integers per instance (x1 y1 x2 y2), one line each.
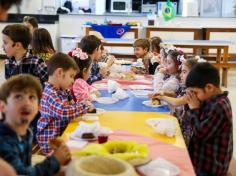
80 35 108 84
36 53 92 155
2 24 48 86
185 63 233 176
0 74 71 176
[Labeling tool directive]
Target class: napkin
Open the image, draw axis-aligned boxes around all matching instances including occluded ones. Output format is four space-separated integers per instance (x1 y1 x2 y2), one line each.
73 121 101 138
112 88 129 100
146 118 176 137
107 79 120 93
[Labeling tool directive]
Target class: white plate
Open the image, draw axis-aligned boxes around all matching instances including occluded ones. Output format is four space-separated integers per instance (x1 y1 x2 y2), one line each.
142 100 165 108
131 90 152 97
95 97 118 104
92 83 107 89
138 157 180 176
70 132 98 141
129 85 151 90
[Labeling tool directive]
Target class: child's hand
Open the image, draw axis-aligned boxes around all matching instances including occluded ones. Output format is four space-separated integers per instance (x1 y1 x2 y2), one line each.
159 67 167 74
185 90 200 109
106 55 115 67
94 90 101 97
52 139 71 166
100 67 108 77
149 91 164 99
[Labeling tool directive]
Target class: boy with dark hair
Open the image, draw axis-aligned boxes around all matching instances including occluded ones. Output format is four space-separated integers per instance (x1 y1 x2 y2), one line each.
185 62 233 176
80 35 108 84
2 24 48 86
0 74 71 176
37 52 92 155
0 0 22 21
133 38 155 74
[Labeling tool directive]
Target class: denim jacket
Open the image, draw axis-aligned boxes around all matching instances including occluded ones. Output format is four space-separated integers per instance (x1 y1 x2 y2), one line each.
0 122 60 176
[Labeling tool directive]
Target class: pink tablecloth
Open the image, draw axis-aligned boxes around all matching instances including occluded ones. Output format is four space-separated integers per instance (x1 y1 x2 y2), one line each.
93 75 153 90
109 130 196 176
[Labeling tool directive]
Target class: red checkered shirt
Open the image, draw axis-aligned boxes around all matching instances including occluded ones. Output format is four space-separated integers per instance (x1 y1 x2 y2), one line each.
187 91 233 176
36 82 88 154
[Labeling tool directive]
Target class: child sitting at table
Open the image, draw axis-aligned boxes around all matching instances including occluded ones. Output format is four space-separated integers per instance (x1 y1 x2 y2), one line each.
149 36 162 74
80 35 109 84
153 48 183 92
185 62 233 176
68 48 101 102
0 74 71 175
133 38 153 74
37 52 92 155
151 58 199 146
32 28 55 63
100 45 116 68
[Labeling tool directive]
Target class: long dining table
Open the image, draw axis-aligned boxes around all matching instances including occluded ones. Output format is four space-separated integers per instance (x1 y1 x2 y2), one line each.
62 76 196 176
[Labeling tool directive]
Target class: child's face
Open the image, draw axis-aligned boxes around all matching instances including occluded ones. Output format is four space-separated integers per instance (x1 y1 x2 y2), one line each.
151 48 159 56
83 64 92 81
166 55 178 74
59 68 77 90
134 47 148 58
93 45 102 61
2 34 16 58
188 84 216 102
180 64 190 84
1 89 39 130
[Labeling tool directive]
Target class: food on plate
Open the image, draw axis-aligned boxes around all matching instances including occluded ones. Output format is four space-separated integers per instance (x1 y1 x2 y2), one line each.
151 98 161 105
81 133 96 139
88 108 97 113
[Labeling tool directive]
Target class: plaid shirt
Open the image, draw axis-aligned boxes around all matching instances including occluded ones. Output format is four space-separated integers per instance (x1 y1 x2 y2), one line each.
37 82 88 154
0 122 59 176
87 61 103 85
187 91 233 176
5 53 48 86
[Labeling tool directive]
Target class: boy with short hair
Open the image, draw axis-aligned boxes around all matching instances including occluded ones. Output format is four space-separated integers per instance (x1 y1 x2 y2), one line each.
185 62 233 176
80 35 108 84
37 52 91 155
0 74 71 176
133 38 155 74
2 24 48 86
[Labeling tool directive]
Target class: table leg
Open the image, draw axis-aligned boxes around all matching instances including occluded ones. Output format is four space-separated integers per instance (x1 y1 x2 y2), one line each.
222 46 229 87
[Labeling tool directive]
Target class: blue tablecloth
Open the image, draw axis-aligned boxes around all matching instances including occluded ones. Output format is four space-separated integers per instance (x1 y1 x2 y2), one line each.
91 24 131 38
93 90 169 113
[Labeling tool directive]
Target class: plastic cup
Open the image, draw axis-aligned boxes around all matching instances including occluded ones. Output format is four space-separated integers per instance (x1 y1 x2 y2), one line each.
98 135 108 144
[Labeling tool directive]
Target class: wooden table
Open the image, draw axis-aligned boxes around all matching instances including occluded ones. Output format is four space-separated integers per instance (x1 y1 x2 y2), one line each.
162 40 232 87
204 27 236 58
146 26 202 40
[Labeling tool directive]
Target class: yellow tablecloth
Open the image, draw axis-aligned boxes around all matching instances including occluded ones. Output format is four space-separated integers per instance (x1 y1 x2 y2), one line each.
62 111 186 149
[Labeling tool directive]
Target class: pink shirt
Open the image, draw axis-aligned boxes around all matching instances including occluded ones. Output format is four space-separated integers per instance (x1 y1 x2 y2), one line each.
73 78 94 102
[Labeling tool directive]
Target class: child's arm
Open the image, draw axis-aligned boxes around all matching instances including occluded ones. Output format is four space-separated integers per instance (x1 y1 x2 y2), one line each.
160 95 187 107
47 92 89 121
185 91 230 140
73 80 93 101
0 142 60 176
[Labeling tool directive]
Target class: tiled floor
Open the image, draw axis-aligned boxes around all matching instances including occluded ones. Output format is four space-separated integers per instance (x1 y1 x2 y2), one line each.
0 60 235 158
